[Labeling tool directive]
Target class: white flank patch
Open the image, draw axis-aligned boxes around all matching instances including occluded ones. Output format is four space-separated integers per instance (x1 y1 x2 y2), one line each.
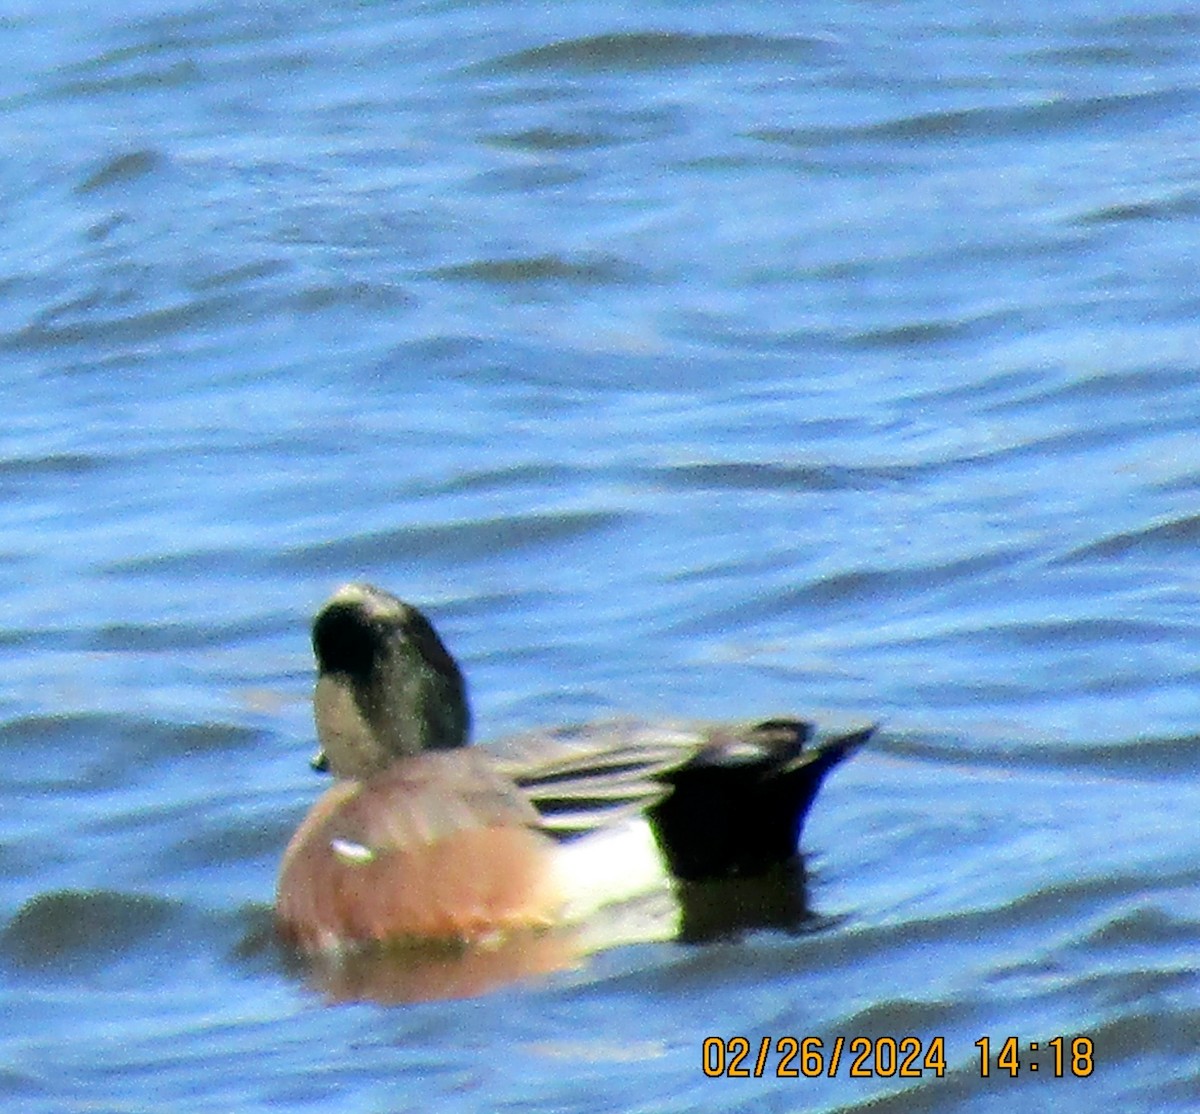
551 817 674 927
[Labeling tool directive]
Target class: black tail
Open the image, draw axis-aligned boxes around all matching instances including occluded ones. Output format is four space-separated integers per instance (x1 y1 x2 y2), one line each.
648 720 873 882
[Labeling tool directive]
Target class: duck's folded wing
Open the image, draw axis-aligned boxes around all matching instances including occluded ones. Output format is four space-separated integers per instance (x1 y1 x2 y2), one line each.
488 720 711 837
489 715 876 858
485 717 874 839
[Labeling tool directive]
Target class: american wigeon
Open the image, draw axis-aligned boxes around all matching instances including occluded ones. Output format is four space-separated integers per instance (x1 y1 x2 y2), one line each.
276 583 873 956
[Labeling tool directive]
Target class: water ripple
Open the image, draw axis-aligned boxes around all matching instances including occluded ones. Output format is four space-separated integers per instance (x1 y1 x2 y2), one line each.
1 890 188 977
645 460 907 493
753 87 1200 149
274 509 629 569
489 31 831 75
1056 512 1200 563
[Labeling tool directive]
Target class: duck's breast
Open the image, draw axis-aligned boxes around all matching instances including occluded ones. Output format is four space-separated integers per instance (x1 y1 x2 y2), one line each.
276 754 563 952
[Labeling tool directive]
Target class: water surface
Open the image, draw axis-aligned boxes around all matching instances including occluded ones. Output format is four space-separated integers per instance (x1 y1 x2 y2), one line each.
2 1 1199 1110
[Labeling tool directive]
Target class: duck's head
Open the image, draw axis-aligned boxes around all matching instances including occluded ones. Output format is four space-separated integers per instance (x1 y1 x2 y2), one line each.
310 582 470 779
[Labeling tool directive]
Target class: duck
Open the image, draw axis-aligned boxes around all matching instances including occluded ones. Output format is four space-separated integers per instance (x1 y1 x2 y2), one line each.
276 582 873 957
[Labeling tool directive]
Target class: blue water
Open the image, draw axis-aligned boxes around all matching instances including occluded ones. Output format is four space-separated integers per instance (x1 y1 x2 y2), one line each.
2 1 1199 1110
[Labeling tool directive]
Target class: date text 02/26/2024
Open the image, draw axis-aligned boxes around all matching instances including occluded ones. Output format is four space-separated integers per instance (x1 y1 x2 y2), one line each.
701 1036 1095 1079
